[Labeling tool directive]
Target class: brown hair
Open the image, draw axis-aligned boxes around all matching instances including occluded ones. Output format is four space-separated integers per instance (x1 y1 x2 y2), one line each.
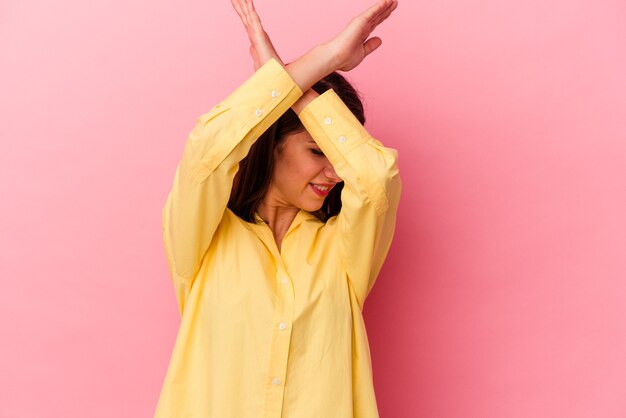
228 71 366 223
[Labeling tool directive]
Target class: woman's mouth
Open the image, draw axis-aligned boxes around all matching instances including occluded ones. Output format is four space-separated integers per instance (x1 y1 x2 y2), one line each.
309 183 331 197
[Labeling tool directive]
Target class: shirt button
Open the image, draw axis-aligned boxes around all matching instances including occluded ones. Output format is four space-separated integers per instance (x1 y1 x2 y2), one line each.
324 117 332 125
272 377 281 385
271 89 279 98
338 135 346 143
255 108 263 117
279 322 287 330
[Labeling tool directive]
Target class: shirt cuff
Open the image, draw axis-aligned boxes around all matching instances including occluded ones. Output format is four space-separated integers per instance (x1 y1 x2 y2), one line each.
222 58 303 133
188 58 304 181
297 89 372 166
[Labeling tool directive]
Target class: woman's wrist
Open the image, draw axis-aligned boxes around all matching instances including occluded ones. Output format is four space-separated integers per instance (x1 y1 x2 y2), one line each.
291 89 321 116
284 44 337 93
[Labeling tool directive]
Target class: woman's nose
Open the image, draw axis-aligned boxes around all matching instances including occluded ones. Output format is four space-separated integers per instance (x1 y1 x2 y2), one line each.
324 164 341 182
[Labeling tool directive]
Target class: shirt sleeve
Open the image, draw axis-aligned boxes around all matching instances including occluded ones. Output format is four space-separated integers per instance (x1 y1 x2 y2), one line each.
297 89 402 309
162 58 303 315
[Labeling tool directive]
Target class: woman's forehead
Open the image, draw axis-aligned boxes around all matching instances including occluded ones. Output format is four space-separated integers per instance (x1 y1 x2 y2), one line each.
286 130 314 143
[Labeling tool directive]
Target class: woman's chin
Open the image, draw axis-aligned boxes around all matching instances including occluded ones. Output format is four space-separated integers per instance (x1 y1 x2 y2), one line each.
300 200 324 212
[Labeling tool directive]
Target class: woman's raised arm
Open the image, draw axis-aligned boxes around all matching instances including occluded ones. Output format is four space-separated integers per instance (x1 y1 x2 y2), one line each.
231 0 399 103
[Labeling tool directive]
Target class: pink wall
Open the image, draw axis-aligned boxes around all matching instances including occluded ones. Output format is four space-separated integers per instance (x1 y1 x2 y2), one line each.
1 0 625 417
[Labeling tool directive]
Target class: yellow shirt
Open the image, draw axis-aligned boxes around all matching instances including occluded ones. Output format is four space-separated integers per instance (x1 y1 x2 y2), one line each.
154 58 402 418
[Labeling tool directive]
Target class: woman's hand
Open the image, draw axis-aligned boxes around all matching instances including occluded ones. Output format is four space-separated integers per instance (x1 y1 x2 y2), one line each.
324 0 399 72
231 0 283 71
229 0 398 93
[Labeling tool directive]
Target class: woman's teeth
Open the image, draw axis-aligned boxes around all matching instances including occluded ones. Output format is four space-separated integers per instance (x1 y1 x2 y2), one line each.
312 184 329 191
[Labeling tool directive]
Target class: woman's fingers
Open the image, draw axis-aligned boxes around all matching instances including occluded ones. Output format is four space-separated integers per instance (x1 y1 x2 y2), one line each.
234 0 265 37
326 0 399 72
359 0 394 25
346 0 396 45
240 0 253 26
359 0 388 20
364 0 397 31
371 0 398 28
231 0 282 70
245 0 263 30
362 36 383 57
231 0 249 27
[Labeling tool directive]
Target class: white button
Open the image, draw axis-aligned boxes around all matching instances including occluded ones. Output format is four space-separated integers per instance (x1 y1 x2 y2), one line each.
279 322 287 330
338 135 346 143
272 377 281 385
271 89 279 98
255 108 263 117
324 117 332 125
281 277 289 284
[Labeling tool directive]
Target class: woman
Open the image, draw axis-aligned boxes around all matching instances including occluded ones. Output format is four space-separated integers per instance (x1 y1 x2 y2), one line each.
154 0 401 417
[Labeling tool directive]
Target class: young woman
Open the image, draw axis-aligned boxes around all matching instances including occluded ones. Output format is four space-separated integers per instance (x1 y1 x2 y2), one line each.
154 1 401 416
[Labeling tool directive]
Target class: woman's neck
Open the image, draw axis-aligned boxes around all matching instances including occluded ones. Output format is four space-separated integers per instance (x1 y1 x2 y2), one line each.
256 200 300 247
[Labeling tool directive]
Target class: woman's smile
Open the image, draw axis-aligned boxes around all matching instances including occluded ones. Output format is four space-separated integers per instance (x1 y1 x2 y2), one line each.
309 182 333 197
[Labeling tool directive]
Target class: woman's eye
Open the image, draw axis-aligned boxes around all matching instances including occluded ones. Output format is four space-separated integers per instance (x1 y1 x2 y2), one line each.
310 148 324 156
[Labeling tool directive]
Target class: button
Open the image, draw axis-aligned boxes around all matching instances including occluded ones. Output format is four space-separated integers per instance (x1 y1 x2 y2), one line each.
279 322 287 330
324 117 332 125
271 89 279 98
338 135 346 143
281 277 289 284
272 377 281 385
255 108 263 117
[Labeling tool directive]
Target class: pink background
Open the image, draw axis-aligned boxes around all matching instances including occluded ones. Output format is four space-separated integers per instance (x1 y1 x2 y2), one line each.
1 0 625 416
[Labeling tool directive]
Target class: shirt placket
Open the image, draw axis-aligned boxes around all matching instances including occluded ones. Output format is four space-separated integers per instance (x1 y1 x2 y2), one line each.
262 265 294 418
254 223 297 418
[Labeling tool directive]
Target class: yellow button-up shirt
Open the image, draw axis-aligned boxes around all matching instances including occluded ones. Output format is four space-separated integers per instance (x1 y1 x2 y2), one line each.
154 58 401 418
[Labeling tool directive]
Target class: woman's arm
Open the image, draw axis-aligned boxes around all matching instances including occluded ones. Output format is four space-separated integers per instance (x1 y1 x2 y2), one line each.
298 90 402 310
162 59 304 315
289 0 398 113
231 0 399 113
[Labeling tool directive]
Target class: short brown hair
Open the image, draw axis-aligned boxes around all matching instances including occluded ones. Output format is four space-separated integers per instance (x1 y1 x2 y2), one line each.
228 71 366 223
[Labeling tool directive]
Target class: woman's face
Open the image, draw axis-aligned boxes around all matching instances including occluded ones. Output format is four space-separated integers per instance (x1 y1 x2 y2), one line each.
266 130 342 212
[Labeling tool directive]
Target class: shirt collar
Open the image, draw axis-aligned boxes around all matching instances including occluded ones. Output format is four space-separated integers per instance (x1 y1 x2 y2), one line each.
253 209 318 228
